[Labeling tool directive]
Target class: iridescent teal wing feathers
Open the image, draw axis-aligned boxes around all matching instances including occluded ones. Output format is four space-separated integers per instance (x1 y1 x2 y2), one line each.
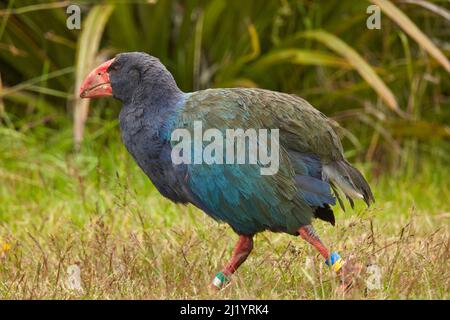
171 89 343 234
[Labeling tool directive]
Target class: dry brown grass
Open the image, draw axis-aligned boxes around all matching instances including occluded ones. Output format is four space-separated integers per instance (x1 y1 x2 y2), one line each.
1 205 448 299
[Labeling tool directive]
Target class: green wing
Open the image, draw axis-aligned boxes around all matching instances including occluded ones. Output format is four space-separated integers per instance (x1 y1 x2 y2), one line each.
171 89 340 235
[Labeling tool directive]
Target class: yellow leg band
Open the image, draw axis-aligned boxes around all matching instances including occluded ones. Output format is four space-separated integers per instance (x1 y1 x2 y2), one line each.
326 252 345 273
331 258 344 273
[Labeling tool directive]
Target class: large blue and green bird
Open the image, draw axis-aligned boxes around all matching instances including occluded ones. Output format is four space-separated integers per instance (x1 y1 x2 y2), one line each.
80 52 374 290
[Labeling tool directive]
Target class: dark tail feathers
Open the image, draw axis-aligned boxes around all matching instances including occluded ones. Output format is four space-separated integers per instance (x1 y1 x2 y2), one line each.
323 160 375 210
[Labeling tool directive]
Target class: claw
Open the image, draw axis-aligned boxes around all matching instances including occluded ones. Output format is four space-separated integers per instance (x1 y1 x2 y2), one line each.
336 261 363 293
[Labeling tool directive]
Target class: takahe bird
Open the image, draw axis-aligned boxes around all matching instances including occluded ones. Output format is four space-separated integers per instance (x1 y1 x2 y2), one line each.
80 52 374 290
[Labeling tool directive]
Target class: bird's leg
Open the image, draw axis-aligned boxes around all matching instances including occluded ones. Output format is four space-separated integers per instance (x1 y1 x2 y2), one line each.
298 225 353 289
211 234 253 289
298 225 330 258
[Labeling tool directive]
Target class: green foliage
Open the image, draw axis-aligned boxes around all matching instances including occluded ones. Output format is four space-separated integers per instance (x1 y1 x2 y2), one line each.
0 0 448 170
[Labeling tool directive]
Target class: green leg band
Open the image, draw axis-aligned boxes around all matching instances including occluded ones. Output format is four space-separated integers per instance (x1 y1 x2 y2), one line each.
212 272 229 289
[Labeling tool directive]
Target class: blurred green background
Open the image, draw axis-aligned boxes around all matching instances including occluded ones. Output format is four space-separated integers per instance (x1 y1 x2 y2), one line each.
0 0 449 175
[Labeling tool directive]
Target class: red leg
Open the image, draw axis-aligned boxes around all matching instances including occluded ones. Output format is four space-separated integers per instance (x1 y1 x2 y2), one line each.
298 225 357 291
211 234 253 289
298 225 330 259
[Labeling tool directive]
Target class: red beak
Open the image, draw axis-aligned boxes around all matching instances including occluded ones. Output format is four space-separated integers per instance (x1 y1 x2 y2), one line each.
79 58 114 98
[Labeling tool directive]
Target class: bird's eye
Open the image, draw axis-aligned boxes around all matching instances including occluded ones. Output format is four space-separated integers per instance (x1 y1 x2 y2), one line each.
109 64 120 72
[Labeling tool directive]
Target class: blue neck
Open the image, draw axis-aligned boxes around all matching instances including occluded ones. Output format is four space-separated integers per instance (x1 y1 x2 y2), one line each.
119 88 186 143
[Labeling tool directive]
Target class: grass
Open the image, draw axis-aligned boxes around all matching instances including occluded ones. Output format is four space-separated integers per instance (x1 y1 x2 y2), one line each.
0 116 448 299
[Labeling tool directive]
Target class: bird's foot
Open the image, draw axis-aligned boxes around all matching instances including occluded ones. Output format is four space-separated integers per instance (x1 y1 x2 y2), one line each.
336 260 363 293
326 252 362 293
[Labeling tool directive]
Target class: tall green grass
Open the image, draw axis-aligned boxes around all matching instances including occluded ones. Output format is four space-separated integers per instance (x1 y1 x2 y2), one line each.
0 0 449 169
